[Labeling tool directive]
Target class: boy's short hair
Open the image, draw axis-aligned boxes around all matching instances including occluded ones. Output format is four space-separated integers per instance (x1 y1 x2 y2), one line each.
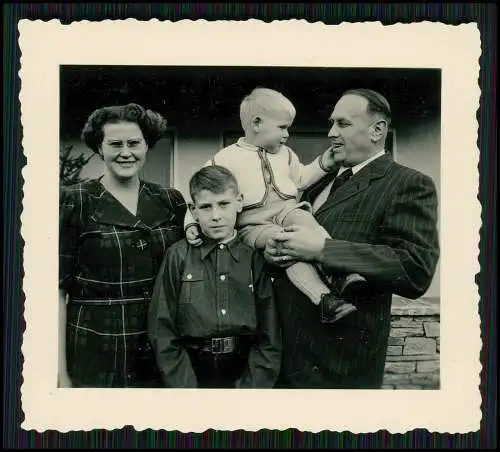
239 87 296 132
189 165 240 203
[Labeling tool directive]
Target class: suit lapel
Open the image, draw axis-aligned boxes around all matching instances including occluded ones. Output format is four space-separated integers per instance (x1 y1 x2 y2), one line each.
314 154 393 217
301 167 340 204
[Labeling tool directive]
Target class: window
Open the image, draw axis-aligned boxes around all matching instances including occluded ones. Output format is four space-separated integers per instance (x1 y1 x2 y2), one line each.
140 130 175 187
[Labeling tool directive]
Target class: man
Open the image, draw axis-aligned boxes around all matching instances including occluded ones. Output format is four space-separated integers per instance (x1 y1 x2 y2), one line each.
264 88 440 389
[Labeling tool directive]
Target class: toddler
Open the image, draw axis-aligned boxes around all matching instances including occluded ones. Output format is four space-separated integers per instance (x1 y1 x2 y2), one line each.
185 88 367 321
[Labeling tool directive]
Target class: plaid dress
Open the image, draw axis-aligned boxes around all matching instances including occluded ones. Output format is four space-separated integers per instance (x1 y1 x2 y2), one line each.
59 179 186 387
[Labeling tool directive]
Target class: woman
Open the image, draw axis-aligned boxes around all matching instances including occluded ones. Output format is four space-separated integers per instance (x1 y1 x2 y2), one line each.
59 103 186 388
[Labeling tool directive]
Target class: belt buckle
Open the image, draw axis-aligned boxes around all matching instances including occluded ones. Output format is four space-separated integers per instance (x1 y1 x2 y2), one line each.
211 337 234 354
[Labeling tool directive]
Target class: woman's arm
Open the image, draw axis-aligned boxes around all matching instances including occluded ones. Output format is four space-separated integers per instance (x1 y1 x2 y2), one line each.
148 244 198 388
58 185 84 388
58 289 71 387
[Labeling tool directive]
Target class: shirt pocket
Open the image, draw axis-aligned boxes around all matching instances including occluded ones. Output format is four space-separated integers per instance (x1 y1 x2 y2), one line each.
179 269 205 304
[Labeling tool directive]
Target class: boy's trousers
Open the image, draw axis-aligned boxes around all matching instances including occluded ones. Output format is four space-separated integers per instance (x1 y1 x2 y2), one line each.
185 336 254 388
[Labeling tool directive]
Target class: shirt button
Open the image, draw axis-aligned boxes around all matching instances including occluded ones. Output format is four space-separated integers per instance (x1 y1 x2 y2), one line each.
220 275 226 281
312 366 320 373
221 309 227 315
186 274 192 280
219 244 225 249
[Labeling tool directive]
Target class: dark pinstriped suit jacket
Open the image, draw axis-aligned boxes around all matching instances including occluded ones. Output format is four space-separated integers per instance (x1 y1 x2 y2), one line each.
273 153 440 388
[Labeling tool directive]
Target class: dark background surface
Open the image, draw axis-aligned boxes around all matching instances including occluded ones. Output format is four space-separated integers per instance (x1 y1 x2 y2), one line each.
61 65 441 137
5 3 497 449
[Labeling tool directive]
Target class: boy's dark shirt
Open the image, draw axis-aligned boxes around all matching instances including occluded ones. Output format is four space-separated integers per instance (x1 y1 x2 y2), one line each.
148 234 282 388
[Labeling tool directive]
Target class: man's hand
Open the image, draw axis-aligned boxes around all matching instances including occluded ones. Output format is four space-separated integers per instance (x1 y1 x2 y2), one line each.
271 225 326 262
263 235 298 268
185 224 203 247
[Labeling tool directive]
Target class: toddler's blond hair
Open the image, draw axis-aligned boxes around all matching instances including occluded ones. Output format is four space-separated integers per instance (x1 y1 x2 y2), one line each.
239 87 296 132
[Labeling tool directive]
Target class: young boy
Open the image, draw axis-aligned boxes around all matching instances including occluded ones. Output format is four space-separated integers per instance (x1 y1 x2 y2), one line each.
148 165 282 388
184 87 367 322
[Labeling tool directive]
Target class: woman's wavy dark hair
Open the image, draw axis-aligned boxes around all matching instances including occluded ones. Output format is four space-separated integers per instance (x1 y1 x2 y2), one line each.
80 103 168 154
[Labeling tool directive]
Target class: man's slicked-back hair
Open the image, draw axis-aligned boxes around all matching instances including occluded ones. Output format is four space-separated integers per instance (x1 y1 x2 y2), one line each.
189 165 240 203
343 88 392 126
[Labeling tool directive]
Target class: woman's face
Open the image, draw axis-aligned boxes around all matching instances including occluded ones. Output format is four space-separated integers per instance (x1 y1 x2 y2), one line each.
99 121 148 181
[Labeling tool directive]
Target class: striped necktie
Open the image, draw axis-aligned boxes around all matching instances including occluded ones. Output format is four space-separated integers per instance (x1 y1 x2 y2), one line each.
329 168 353 196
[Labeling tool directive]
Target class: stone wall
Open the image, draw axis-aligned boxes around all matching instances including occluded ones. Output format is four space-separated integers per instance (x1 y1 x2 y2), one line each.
382 296 440 389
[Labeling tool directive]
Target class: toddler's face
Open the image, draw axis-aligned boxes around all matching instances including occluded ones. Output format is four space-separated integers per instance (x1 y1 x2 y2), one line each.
253 113 293 154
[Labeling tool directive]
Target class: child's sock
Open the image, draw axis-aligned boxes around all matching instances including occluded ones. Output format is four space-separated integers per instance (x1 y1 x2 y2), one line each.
285 261 332 305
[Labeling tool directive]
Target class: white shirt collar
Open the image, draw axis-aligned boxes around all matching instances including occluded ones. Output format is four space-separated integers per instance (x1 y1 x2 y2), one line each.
338 149 386 176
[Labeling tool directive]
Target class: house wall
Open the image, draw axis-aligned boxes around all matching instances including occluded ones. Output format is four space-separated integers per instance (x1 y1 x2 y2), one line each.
384 296 440 390
172 129 222 200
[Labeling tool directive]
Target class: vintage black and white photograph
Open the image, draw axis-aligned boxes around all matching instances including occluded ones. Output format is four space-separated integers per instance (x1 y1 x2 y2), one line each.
19 19 481 433
58 65 441 391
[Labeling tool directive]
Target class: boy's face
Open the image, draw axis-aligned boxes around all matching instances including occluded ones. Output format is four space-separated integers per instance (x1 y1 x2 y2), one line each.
190 188 243 242
252 113 293 154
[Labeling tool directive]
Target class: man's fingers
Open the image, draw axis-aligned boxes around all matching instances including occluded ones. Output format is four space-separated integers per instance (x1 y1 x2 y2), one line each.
282 225 301 233
266 253 283 263
263 250 292 267
276 245 297 257
266 236 279 246
273 232 295 242
333 303 357 322
273 254 295 265
270 246 297 260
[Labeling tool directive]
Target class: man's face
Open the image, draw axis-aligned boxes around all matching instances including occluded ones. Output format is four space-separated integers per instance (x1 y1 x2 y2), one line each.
190 188 243 242
328 94 380 167
253 113 292 154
